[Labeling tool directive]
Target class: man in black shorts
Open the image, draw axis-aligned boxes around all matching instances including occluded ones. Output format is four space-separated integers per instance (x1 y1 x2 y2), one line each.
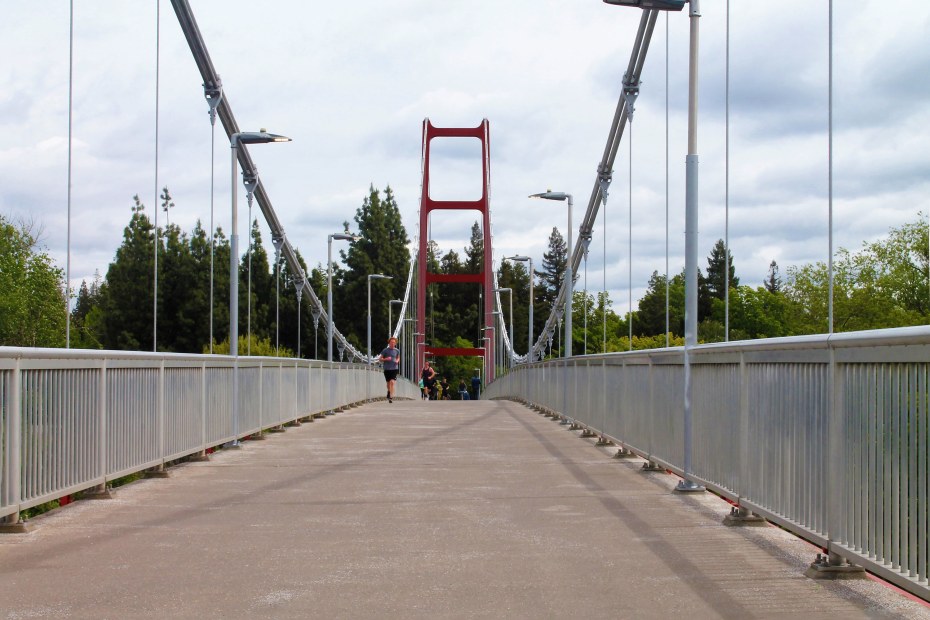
379 337 401 403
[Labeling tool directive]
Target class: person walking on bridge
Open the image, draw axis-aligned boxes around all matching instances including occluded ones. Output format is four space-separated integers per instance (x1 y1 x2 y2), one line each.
379 337 401 403
421 361 437 400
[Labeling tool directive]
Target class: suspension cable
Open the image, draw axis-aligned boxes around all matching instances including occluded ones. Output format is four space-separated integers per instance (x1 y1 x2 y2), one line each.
628 121 634 351
828 0 834 333
66 0 74 348
602 183 607 353
153 0 161 352
725 0 730 342
665 12 670 348
209 105 216 353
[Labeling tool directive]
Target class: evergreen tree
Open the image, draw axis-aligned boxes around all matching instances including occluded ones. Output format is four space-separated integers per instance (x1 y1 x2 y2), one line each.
496 260 530 356
635 271 679 337
706 239 739 300
101 195 155 350
275 248 312 357
71 271 105 349
536 227 567 350
211 227 231 350
338 185 411 352
244 220 273 346
464 221 484 273
765 260 782 293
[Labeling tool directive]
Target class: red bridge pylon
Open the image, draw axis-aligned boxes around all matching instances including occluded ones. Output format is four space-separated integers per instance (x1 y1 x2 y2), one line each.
416 119 494 381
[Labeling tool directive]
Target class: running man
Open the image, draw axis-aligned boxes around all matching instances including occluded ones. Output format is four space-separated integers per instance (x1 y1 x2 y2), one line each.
379 337 401 403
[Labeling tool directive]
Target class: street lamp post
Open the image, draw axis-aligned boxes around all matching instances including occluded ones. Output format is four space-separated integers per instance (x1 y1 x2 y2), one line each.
491 310 503 375
403 318 415 378
503 255 533 357
230 130 291 357
327 232 360 363
494 288 513 370
481 332 493 389
529 191 573 358
228 129 290 448
367 274 394 364
413 331 425 381
602 0 701 492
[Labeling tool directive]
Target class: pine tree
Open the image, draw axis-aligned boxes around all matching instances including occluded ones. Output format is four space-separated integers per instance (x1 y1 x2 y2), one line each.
100 195 156 350
244 220 273 345
536 227 567 349
765 260 782 293
706 239 739 300
464 221 483 274
338 185 411 351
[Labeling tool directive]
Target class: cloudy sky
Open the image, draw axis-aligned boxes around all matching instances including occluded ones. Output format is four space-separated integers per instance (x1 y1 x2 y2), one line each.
2 1 929 317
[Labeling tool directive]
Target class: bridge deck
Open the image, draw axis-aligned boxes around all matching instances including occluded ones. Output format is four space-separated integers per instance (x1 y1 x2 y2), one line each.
1 400 926 618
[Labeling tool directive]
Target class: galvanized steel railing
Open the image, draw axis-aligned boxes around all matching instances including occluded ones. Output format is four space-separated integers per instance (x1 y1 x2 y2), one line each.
0 348 417 521
484 326 930 601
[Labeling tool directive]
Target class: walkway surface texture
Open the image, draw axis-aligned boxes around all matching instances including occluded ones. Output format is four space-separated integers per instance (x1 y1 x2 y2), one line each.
2 399 928 619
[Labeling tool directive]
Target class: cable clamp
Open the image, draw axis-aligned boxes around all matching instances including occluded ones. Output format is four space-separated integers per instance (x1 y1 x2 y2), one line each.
623 72 640 122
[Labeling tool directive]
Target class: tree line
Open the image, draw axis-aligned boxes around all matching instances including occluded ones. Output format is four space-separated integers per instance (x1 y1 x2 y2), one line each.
2 196 927 365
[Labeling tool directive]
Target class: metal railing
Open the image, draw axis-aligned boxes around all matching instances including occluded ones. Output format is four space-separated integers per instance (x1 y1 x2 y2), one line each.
484 326 930 601
0 348 418 520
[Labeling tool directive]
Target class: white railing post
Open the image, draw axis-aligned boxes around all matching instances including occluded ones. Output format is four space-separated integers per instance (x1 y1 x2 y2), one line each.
4 360 23 524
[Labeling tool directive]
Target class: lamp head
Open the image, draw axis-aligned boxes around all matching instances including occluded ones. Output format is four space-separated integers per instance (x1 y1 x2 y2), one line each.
331 232 360 242
234 129 292 145
602 0 686 10
529 191 569 201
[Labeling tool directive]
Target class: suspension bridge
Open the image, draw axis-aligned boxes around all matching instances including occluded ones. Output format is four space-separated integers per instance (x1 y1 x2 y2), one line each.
2 0 929 616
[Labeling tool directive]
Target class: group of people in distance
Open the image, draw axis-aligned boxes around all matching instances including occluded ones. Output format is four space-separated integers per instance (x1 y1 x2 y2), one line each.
377 337 481 403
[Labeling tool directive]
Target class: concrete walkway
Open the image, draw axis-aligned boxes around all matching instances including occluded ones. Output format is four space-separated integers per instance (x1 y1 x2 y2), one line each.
2 399 928 619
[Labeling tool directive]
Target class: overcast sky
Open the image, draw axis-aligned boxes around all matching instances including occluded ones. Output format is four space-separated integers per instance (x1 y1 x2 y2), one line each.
2 1 929 316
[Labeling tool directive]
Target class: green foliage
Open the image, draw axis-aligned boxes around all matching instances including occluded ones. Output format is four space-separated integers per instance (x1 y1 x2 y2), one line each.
208 334 294 358
99 195 156 350
70 273 105 348
430 336 484 390
336 185 411 353
0 215 66 347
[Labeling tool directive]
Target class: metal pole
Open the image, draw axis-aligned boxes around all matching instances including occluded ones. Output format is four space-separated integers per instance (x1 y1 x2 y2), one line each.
275 249 280 355
828 0 834 334
230 140 239 358
65 0 74 348
528 258 534 357
367 276 372 365
565 195 573 358
508 292 513 370
677 0 703 493
229 137 240 447
327 236 334 363
153 0 160 353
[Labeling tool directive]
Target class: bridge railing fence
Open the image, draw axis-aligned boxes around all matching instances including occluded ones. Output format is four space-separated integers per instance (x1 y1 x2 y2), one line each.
0 348 418 522
484 326 930 601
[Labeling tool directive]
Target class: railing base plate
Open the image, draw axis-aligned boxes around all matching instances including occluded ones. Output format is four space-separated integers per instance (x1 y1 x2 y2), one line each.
723 507 766 527
805 555 867 580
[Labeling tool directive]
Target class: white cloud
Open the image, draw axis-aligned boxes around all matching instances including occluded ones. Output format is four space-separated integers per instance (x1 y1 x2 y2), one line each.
1 0 928 317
